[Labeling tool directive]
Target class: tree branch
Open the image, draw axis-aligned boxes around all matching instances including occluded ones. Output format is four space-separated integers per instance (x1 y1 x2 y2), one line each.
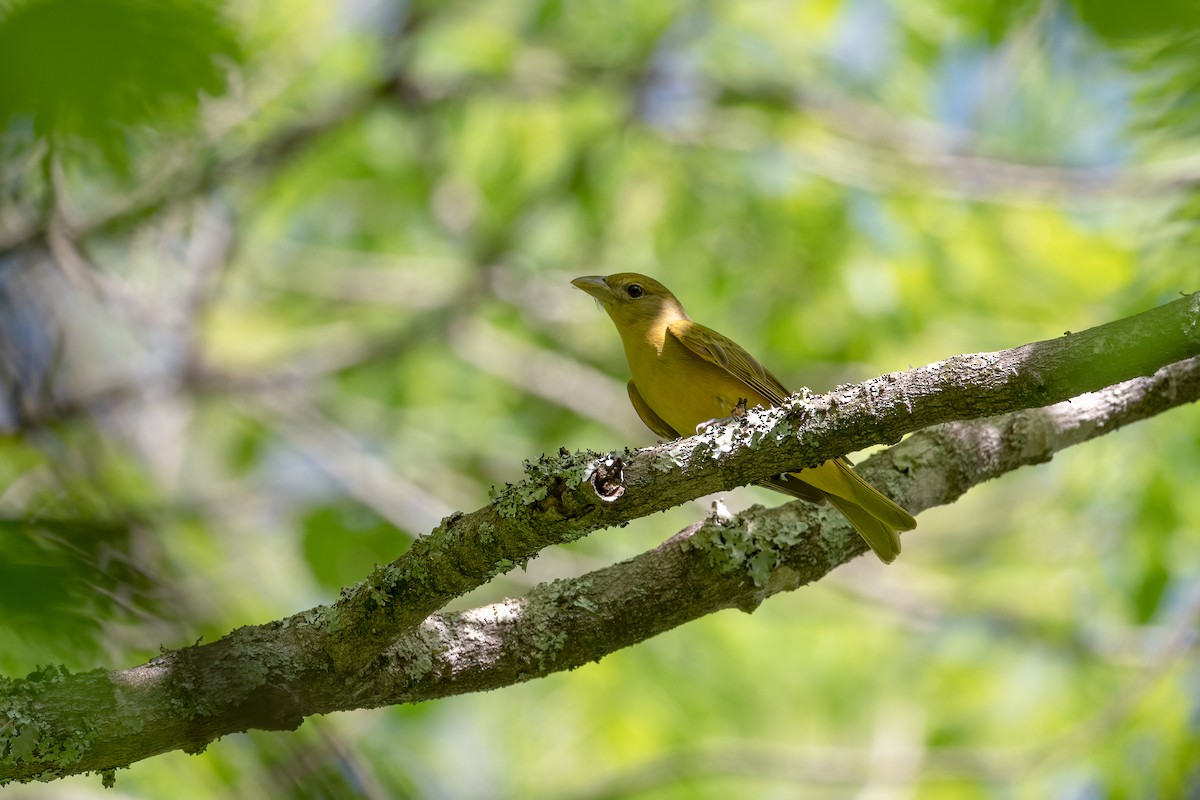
359 355 1200 705
1 293 1198 785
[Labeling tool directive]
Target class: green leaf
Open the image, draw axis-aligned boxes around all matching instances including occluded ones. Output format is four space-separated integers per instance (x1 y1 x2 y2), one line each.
0 0 241 167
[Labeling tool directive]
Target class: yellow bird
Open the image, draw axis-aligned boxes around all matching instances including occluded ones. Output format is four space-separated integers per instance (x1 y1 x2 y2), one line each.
572 272 915 563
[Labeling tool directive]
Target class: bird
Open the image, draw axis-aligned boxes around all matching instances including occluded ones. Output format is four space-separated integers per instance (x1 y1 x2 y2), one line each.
571 272 915 563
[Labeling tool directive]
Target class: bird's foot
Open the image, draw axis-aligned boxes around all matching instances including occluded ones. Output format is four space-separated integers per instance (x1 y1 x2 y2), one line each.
695 400 750 434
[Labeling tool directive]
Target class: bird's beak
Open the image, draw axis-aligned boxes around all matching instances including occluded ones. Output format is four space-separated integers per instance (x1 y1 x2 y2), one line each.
570 275 613 304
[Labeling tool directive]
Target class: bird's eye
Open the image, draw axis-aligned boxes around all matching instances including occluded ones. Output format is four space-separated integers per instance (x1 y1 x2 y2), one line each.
627 284 644 299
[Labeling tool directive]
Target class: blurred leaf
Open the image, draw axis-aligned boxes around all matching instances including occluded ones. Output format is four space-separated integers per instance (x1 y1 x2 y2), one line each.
1130 475 1176 623
1069 0 1200 142
301 502 410 591
933 0 1042 44
0 516 165 663
1070 0 1200 40
0 0 241 167
228 417 270 477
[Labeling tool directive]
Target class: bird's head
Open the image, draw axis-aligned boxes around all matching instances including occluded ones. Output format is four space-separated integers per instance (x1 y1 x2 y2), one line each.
570 273 688 335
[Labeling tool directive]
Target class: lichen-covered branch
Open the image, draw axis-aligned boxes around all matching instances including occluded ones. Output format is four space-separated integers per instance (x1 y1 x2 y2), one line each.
332 290 1200 653
356 355 1200 705
1 295 1198 785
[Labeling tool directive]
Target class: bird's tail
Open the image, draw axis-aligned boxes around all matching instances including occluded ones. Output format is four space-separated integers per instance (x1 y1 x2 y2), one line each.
790 459 915 564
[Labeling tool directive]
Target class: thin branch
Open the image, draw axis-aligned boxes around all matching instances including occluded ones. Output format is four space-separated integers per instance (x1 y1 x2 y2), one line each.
712 82 1200 204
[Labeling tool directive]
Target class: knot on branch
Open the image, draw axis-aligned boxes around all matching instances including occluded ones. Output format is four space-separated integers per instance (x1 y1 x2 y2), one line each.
587 455 625 502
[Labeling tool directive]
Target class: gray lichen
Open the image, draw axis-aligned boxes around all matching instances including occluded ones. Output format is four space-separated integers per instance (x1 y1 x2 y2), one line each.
387 621 445 684
0 666 95 781
520 577 597 671
683 505 811 588
490 449 599 519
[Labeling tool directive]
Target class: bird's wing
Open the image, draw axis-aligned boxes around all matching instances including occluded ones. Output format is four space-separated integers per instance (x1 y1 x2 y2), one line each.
666 319 792 406
628 380 682 439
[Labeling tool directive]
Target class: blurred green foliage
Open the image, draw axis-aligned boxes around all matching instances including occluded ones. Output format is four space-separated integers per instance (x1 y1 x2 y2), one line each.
1 0 1199 797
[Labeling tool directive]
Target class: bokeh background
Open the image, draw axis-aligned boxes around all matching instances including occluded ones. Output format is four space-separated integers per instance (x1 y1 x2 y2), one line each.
2 0 1199 797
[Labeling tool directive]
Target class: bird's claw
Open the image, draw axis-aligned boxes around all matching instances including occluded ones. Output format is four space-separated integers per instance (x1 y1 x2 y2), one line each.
695 400 750 434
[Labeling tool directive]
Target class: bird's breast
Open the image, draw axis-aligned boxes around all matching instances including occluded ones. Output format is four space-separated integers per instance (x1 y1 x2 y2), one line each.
628 334 766 435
